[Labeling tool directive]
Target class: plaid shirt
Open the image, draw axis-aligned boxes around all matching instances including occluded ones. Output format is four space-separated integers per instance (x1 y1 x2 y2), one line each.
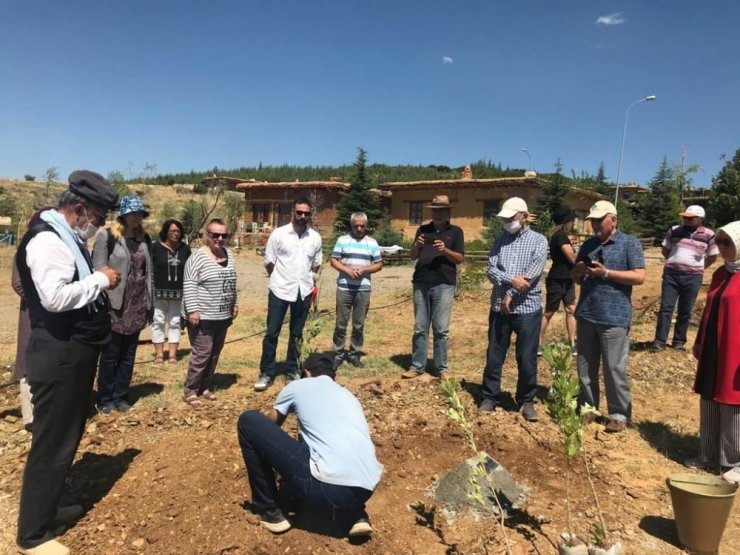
487 227 548 314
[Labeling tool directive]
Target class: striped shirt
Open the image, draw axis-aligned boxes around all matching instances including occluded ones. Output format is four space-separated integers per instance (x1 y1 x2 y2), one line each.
662 225 718 275
331 234 382 292
182 248 238 321
487 227 548 314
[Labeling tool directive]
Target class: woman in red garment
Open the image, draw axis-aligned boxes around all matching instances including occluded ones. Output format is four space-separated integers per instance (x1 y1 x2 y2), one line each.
687 220 740 483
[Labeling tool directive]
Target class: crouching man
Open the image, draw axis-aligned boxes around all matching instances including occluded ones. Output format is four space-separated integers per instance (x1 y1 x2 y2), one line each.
237 356 383 537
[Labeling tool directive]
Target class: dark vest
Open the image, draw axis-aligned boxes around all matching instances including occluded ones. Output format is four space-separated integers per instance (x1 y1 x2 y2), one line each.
16 222 111 345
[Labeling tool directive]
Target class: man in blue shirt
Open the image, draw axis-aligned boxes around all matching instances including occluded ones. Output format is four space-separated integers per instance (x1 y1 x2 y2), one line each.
237 357 383 537
481 197 548 421
574 201 645 433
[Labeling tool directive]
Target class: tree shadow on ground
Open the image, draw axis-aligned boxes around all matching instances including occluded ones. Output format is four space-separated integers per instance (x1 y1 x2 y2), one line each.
509 510 560 553
638 515 681 549
389 353 412 371
66 448 141 514
128 382 164 405
212 373 238 391
636 421 700 465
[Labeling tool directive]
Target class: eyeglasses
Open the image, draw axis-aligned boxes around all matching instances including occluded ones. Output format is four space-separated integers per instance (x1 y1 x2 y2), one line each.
716 238 733 247
295 210 311 216
208 232 229 240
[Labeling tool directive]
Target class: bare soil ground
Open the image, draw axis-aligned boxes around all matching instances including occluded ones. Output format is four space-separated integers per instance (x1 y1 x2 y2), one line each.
0 246 738 554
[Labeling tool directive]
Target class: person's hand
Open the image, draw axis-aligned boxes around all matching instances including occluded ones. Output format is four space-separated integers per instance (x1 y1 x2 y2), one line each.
510 275 531 292
232 305 239 319
585 261 607 279
692 342 701 360
433 240 446 253
100 267 121 289
188 311 201 327
501 295 513 315
415 235 426 248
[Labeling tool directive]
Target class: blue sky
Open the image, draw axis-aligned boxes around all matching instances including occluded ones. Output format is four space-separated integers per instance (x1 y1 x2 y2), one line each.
1 1 738 187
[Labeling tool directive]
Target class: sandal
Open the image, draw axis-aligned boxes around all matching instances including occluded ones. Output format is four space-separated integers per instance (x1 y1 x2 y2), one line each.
202 390 217 401
167 358 178 365
154 357 164 367
183 394 203 407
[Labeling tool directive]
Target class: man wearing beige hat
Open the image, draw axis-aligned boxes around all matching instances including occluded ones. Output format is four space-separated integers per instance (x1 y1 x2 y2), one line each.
573 200 645 433
401 195 464 379
650 205 718 352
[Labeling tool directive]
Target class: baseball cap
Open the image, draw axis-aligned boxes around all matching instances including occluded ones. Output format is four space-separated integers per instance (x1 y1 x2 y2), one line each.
497 197 528 218
679 205 705 219
586 200 618 220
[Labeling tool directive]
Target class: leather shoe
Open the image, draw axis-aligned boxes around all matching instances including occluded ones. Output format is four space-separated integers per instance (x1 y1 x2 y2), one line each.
401 369 423 379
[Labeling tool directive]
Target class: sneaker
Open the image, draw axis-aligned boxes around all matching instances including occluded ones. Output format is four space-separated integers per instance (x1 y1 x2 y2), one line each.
254 374 273 392
537 346 543 357
347 356 365 368
671 342 686 351
649 342 666 353
520 402 539 422
683 455 709 470
401 369 423 379
286 370 301 382
348 517 373 537
259 508 291 534
114 401 133 413
722 467 740 484
98 404 115 415
605 419 627 433
479 399 497 413
333 356 344 371
571 346 578 357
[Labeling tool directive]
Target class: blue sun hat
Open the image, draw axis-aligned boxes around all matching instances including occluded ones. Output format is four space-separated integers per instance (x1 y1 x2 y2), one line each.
117 195 149 219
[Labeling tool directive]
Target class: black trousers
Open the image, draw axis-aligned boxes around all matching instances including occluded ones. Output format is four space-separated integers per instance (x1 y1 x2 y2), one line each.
17 330 101 549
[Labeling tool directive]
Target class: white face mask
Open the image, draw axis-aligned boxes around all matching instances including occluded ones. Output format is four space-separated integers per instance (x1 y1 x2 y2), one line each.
75 222 99 241
503 220 522 234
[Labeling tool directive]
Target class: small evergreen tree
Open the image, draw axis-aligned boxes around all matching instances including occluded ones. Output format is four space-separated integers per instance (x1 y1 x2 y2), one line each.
334 148 383 234
708 148 740 227
594 162 609 195
638 157 680 241
536 158 570 221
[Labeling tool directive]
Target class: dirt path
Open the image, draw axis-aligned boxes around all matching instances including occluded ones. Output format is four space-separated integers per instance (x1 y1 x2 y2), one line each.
0 248 737 554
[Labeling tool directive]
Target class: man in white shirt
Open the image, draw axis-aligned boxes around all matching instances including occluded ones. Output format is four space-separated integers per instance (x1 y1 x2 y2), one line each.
238 356 383 537
15 171 121 555
255 197 323 391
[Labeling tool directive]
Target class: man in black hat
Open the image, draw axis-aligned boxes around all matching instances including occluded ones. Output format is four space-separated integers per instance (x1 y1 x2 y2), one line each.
540 205 578 353
15 170 121 555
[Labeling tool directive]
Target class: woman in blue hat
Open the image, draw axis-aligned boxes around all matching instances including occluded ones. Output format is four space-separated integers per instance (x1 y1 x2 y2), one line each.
92 195 152 414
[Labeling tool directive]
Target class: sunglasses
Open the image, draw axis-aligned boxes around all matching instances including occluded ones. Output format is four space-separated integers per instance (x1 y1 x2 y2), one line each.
208 232 229 240
716 238 733 247
295 210 311 216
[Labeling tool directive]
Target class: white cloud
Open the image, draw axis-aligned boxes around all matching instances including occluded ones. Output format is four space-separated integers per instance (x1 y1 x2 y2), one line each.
442 56 454 64
596 13 625 26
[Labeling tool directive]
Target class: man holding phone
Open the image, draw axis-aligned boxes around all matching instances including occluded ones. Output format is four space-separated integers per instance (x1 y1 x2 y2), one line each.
573 201 645 433
402 195 464 380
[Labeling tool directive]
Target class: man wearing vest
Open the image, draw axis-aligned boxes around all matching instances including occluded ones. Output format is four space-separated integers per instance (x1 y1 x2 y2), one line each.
650 205 719 352
15 171 121 555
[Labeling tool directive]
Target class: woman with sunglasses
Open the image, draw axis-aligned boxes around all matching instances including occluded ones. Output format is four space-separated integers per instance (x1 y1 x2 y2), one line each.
92 195 152 414
689 220 740 483
150 219 191 366
181 219 238 406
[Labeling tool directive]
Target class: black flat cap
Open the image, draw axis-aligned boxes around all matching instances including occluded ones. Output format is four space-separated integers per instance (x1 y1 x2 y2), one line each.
68 170 120 210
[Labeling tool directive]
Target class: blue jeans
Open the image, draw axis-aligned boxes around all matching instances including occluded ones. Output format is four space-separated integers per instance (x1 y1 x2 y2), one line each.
482 309 541 406
237 411 372 527
260 291 312 377
332 289 371 359
97 330 140 406
654 270 702 346
411 283 455 373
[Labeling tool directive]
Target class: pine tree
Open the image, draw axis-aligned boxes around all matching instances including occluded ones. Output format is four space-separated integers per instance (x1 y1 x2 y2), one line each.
638 157 680 241
594 162 609 195
536 158 570 219
708 148 740 227
334 148 383 234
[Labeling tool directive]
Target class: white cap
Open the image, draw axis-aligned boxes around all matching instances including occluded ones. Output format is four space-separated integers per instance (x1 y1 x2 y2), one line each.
680 205 705 219
497 197 528 218
586 200 618 220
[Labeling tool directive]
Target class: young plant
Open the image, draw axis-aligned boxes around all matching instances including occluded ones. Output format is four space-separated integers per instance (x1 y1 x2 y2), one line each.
440 378 512 555
296 315 324 370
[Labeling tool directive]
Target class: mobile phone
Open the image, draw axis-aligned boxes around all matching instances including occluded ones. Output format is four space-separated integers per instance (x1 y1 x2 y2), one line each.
423 233 438 244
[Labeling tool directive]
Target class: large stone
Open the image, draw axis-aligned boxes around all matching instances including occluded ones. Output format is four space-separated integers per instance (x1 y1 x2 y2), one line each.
433 452 529 518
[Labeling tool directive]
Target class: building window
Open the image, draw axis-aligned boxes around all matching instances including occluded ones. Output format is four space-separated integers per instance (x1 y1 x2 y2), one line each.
409 202 423 225
252 203 270 224
482 200 501 223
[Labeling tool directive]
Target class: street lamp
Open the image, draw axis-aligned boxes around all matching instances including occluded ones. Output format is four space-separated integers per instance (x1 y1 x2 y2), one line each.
614 95 656 205
521 147 532 171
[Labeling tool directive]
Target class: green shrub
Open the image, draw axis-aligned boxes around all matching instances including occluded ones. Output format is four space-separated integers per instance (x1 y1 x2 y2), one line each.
373 223 405 247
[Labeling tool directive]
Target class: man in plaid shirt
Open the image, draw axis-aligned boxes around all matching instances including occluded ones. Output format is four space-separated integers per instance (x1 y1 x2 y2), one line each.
481 197 548 421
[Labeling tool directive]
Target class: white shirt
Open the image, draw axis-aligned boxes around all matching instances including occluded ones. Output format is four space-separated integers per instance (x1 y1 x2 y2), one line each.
26 230 111 312
264 223 322 302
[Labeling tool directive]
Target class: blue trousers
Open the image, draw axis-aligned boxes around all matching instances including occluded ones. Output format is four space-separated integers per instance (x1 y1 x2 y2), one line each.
237 411 372 528
654 270 703 346
260 291 312 377
482 309 541 406
411 283 455 373
97 330 140 406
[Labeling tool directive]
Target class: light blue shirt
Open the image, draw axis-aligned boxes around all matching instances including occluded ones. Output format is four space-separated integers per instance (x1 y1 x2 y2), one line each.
274 376 383 491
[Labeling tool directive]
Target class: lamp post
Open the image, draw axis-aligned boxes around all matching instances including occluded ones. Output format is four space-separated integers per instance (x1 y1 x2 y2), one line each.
521 147 532 171
614 95 656 205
